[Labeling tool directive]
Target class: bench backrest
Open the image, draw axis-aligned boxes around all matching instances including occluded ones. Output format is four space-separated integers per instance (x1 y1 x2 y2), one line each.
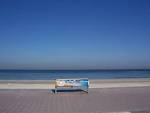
55 78 89 92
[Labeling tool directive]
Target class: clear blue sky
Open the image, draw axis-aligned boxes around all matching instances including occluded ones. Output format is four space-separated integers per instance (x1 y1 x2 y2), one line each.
0 0 150 69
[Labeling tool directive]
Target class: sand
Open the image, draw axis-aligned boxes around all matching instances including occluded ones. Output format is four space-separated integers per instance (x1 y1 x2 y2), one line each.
0 78 150 89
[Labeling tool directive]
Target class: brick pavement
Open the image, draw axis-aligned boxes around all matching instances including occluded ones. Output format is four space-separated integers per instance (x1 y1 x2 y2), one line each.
0 87 150 113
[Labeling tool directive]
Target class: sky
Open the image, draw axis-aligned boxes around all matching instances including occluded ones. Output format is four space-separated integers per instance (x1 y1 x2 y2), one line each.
0 0 150 69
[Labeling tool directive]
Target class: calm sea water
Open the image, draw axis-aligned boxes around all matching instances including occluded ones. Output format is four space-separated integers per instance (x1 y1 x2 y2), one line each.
0 70 150 80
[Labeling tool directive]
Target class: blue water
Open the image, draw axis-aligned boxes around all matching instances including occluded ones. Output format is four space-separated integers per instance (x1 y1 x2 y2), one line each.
0 70 150 80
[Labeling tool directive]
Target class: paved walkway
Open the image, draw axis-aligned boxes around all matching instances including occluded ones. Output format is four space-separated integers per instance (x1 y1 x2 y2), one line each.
0 87 150 113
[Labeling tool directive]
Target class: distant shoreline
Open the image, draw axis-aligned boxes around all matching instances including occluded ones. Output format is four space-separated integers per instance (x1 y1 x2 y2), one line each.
0 77 150 83
0 78 150 82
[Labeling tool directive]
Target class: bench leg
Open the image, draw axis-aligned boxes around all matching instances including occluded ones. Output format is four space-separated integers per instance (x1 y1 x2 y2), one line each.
55 89 57 94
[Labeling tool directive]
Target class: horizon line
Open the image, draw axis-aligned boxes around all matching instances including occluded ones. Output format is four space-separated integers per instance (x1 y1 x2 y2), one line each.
0 69 150 71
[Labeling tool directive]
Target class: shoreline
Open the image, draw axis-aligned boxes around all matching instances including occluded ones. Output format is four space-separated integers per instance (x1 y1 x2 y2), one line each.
0 78 150 89
0 78 150 82
0 78 150 84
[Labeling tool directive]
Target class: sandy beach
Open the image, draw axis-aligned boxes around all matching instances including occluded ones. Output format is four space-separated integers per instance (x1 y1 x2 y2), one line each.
0 78 150 89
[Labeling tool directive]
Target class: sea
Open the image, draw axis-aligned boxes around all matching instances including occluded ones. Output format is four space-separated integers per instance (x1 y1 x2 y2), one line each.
0 69 150 80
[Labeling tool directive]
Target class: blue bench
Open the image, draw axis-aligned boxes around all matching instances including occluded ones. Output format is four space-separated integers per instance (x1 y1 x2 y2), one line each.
54 78 89 93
